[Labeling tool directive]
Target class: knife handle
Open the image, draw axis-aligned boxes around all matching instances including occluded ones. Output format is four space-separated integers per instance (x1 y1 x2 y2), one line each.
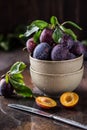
53 115 87 130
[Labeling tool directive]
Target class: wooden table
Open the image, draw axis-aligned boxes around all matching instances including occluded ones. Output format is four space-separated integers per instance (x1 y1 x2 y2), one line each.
0 49 87 130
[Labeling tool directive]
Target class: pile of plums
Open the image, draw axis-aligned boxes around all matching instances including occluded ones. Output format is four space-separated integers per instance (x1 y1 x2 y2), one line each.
26 28 85 61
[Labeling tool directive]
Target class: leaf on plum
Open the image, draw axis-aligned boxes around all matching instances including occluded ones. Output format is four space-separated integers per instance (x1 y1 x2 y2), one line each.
9 77 33 97
10 73 24 84
52 28 63 43
31 20 48 29
61 21 82 30
24 26 39 37
33 30 42 43
60 26 77 40
50 16 60 26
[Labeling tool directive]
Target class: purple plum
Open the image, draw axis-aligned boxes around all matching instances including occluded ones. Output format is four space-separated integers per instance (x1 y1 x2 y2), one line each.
60 34 74 49
83 44 87 60
51 44 70 61
70 41 85 56
40 28 53 46
26 38 36 54
0 78 14 98
33 42 51 60
67 52 76 59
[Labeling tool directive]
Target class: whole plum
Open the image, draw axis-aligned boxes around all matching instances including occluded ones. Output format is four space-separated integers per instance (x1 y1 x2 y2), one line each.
51 44 70 61
60 34 74 49
33 42 51 60
70 41 85 56
0 78 14 98
26 38 36 54
40 28 53 46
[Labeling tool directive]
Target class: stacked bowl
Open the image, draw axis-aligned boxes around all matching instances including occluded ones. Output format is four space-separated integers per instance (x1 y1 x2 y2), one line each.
30 54 84 96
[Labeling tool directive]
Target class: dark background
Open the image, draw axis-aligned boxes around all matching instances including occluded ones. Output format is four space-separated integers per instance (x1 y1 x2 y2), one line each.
0 0 87 40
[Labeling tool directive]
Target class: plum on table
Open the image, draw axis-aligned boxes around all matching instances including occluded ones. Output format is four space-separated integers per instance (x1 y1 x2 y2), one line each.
0 78 14 98
60 92 79 108
35 96 57 109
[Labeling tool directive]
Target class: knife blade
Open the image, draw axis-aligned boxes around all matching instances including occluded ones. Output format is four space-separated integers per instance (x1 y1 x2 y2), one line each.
8 104 87 130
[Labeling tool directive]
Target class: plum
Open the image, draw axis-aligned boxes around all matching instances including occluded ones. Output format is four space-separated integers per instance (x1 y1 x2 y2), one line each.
0 78 14 98
83 44 87 60
35 96 57 109
33 42 51 60
70 41 85 56
26 38 36 54
81 41 87 60
40 28 53 46
51 44 70 60
67 52 76 59
60 34 74 49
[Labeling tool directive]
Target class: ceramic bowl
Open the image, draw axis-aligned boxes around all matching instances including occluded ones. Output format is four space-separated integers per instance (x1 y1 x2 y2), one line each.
30 66 84 96
29 55 83 74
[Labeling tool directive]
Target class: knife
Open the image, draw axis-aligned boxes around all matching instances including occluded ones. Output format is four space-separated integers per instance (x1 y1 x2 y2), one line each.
8 104 87 130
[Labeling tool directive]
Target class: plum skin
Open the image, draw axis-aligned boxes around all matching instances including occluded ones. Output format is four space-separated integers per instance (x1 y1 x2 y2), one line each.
60 34 74 49
26 38 36 54
0 78 14 98
51 44 76 61
51 44 69 60
83 44 87 60
33 42 51 60
70 41 85 56
40 28 53 45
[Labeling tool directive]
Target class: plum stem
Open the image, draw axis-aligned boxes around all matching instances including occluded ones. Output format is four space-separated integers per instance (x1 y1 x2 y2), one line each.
1 74 5 79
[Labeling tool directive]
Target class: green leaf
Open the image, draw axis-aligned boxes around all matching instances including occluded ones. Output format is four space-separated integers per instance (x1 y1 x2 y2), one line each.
0 34 4 42
33 30 41 43
9 77 33 97
10 62 26 74
60 26 77 40
52 28 63 43
81 40 87 46
31 20 48 29
23 19 48 38
10 73 24 84
19 20 48 38
0 41 10 51
11 73 23 79
24 26 39 37
61 21 82 30
50 16 60 26
19 34 25 38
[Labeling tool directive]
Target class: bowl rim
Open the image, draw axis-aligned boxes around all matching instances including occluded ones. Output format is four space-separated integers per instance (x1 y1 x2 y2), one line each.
29 54 83 63
30 66 84 77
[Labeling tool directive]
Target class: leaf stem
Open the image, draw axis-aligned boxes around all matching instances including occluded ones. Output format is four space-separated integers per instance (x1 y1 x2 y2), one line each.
0 71 10 79
61 21 82 30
